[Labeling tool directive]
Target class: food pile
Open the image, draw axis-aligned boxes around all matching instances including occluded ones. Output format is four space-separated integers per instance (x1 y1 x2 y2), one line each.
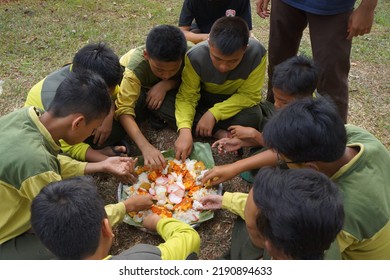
123 158 218 225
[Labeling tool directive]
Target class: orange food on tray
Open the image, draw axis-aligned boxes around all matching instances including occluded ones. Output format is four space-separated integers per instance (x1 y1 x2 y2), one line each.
123 158 218 225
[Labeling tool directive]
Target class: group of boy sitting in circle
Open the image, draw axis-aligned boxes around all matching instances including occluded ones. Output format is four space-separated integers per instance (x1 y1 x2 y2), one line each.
0 14 389 260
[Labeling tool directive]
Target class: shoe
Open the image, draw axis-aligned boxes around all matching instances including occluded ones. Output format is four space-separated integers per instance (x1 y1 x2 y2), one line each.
150 115 167 130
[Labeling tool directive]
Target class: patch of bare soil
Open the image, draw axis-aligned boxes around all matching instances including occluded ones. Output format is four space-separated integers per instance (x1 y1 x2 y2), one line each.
94 121 252 260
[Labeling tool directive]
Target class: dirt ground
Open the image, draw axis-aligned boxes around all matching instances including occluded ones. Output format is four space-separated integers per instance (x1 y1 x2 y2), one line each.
0 0 388 260
96 121 252 259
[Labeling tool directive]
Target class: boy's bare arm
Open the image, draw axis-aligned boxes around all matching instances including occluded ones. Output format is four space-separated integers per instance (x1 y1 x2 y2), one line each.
84 156 138 184
119 114 166 168
93 104 115 146
201 149 278 186
175 128 193 162
179 26 209 44
146 80 179 110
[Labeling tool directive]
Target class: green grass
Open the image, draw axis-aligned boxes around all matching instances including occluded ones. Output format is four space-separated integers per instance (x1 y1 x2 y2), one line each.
0 0 182 97
0 0 389 147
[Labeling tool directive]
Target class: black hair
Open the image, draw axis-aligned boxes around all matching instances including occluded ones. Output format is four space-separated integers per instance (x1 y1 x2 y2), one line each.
146 25 187 61
72 42 123 88
47 70 112 124
272 55 319 97
31 176 106 260
263 98 347 162
253 167 344 260
209 16 249 55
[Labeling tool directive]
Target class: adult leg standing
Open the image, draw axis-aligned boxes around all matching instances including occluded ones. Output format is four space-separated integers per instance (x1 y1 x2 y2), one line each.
265 0 377 123
266 0 307 103
308 11 352 123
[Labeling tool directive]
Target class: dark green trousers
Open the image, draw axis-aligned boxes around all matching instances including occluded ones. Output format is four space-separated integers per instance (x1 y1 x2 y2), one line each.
157 90 274 134
0 232 55 260
219 217 263 260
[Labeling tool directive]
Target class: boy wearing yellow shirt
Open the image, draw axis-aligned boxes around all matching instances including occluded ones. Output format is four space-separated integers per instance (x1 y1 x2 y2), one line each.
25 43 127 162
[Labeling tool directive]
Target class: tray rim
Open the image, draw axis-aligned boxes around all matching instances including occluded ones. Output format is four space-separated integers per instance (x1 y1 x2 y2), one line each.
117 182 223 230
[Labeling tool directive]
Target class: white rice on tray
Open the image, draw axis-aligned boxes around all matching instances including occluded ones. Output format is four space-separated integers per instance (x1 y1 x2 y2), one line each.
123 158 217 224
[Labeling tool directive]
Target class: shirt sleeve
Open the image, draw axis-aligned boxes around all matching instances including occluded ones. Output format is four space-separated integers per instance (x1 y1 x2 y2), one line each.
178 0 194 27
115 69 142 118
57 154 87 178
25 79 45 108
240 0 253 30
221 192 248 220
208 55 266 121
59 140 90 162
175 55 202 130
337 229 358 254
105 202 126 228
111 85 120 101
21 171 62 200
156 218 200 260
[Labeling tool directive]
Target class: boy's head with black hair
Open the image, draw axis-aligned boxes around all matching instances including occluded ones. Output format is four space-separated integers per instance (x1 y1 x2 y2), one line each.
245 167 344 260
144 25 187 81
263 97 347 164
208 16 249 73
72 42 123 91
47 70 112 145
31 176 110 260
272 55 319 109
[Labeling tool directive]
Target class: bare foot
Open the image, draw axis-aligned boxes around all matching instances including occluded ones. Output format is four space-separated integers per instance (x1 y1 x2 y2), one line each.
100 145 127 156
213 129 231 140
228 125 258 140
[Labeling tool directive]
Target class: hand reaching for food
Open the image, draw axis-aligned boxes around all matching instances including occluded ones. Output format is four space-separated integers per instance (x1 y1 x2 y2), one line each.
143 213 162 231
123 194 153 212
212 137 243 154
198 194 223 210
